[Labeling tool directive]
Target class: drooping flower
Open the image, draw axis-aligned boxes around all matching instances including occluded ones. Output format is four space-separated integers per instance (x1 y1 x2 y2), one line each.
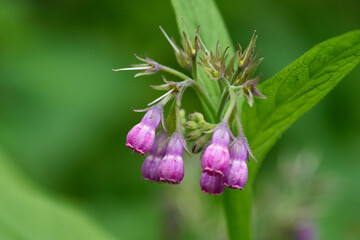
141 131 168 182
126 105 162 155
224 138 249 189
158 132 185 184
201 123 231 176
200 172 226 195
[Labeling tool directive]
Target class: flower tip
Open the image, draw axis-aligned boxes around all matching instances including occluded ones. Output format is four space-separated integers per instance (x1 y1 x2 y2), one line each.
159 178 181 184
224 183 244 190
133 148 146 156
142 176 157 182
201 190 224 196
125 144 148 155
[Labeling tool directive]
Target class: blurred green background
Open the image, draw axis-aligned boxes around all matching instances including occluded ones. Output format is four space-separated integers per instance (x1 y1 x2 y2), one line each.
0 0 359 239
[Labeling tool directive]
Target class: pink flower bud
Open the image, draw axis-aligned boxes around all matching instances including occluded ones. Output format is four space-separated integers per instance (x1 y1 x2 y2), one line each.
141 132 168 182
200 172 226 195
158 132 185 184
126 106 162 155
201 124 230 176
224 139 248 189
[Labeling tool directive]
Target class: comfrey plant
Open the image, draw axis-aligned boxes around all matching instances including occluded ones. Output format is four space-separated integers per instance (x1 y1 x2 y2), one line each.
115 0 360 237
114 23 265 195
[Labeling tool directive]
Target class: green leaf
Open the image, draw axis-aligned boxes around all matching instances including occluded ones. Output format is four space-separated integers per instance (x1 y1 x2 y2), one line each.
0 149 115 240
243 30 360 181
170 0 234 105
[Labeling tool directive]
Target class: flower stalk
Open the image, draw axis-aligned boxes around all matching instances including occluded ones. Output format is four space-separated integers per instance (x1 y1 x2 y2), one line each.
116 22 267 240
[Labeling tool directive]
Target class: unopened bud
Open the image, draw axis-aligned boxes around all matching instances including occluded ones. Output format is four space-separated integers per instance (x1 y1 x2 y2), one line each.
192 134 211 154
186 129 203 141
184 121 199 130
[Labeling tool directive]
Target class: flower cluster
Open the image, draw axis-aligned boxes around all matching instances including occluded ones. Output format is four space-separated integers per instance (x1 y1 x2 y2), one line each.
115 21 266 195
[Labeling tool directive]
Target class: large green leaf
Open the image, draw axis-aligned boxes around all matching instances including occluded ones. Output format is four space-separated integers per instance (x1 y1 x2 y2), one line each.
244 30 360 180
171 0 234 104
0 150 115 240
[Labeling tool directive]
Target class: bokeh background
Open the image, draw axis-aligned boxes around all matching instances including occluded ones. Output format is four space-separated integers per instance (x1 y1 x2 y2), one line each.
0 0 359 239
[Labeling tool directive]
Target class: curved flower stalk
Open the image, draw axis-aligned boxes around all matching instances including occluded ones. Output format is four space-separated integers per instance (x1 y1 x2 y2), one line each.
114 21 266 194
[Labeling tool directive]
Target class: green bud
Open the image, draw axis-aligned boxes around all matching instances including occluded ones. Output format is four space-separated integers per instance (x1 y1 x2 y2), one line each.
186 129 203 141
236 31 258 69
184 121 199 130
192 134 211 153
188 112 204 122
198 40 229 79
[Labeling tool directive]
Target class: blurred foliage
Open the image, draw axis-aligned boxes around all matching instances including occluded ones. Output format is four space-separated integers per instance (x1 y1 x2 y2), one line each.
0 0 359 239
0 150 114 239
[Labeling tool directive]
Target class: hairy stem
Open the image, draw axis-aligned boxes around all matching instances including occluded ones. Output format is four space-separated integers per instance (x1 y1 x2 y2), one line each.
217 67 243 120
222 90 236 123
216 89 229 120
174 99 181 132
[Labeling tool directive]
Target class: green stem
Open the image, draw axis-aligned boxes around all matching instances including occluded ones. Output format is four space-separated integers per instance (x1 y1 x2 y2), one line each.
174 99 181 132
222 90 236 123
233 98 245 137
160 65 191 80
216 67 243 120
228 107 237 132
223 187 253 240
192 57 198 81
216 89 229 120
